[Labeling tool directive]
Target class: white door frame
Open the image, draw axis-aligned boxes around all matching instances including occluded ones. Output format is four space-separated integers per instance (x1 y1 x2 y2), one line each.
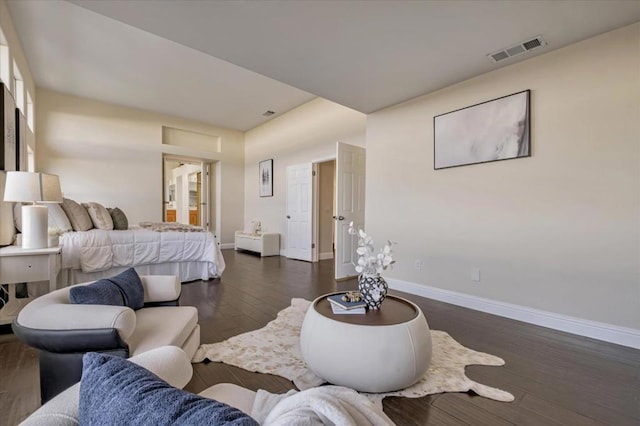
162 155 214 230
311 157 337 263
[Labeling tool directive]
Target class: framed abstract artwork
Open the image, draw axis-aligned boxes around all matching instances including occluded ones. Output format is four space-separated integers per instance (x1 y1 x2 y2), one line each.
259 159 273 197
434 90 530 170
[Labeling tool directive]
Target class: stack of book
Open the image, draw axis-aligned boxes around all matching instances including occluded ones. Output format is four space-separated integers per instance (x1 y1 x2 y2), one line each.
327 294 366 314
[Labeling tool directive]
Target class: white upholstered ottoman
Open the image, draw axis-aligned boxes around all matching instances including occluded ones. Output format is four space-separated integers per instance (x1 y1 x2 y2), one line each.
300 293 432 393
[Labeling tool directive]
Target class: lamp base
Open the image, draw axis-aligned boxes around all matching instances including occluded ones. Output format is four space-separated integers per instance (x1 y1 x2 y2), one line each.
22 205 48 249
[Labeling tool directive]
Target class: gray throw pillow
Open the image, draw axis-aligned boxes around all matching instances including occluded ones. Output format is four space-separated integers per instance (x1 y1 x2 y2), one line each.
107 207 128 230
69 280 125 306
108 268 144 310
80 353 258 426
69 268 143 310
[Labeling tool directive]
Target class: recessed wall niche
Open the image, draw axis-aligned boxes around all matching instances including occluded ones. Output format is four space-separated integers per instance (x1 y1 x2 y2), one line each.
162 126 221 153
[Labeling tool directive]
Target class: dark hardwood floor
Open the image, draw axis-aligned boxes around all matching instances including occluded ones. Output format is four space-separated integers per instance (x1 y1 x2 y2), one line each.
1 249 639 425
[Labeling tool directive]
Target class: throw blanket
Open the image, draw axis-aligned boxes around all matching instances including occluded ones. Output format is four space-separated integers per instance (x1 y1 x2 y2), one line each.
61 228 224 273
252 386 395 426
139 222 205 232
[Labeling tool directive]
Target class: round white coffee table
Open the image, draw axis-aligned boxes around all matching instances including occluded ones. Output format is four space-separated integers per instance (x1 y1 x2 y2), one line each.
299 293 432 393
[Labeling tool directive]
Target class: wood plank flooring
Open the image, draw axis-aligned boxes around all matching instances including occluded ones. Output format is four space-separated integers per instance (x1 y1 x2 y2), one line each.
1 249 639 425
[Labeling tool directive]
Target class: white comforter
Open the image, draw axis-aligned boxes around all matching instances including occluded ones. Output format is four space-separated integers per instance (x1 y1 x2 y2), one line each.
60 227 225 275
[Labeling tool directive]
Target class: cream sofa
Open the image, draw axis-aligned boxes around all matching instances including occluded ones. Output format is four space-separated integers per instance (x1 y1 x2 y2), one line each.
20 346 255 426
12 275 200 403
20 346 396 426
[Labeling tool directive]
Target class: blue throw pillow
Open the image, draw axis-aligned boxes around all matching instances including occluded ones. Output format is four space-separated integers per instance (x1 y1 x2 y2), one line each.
107 268 144 310
69 280 125 306
80 353 258 426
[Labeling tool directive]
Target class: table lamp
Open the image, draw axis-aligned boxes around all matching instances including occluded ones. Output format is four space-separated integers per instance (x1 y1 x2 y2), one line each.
3 171 63 249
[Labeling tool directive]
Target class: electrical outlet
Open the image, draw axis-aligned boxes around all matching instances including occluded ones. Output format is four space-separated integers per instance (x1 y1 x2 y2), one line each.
415 260 422 271
471 267 481 282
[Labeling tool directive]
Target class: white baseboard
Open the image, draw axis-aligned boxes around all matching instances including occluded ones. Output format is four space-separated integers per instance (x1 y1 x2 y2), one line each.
319 252 334 260
387 278 640 350
220 243 234 250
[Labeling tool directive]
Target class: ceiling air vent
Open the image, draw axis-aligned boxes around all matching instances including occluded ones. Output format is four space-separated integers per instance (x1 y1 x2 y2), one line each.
262 110 276 117
487 35 547 63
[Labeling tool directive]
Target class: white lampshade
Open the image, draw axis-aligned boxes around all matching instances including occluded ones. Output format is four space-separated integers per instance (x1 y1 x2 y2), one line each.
3 171 63 203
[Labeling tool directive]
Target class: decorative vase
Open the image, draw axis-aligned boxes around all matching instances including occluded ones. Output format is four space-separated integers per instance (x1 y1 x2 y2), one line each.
358 273 388 310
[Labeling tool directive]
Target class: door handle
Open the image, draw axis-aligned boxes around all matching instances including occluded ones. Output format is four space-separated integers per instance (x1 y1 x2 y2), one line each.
337 216 345 221
286 215 291 219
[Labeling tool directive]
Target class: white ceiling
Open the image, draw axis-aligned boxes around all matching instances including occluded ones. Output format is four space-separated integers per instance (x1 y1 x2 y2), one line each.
7 0 640 132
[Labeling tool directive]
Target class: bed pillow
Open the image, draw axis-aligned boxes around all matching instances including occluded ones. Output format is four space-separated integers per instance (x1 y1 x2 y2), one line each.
69 280 125 306
13 203 22 232
107 207 129 230
48 203 73 233
83 202 114 230
61 198 93 231
80 352 258 426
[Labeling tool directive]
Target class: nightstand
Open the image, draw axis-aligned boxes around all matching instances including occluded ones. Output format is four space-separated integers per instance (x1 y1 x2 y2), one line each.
0 246 62 325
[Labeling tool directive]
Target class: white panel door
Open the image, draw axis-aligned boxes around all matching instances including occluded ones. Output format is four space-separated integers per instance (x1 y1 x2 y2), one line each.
286 163 313 262
335 142 366 279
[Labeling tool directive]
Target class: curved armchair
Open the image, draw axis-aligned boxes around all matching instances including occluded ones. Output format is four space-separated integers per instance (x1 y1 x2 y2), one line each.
12 275 200 403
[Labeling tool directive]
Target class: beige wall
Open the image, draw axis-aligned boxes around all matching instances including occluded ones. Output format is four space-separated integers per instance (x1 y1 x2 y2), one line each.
244 98 366 250
367 24 640 329
36 89 245 244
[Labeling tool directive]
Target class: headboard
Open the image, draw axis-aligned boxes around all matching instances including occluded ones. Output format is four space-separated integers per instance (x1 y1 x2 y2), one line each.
0 171 17 246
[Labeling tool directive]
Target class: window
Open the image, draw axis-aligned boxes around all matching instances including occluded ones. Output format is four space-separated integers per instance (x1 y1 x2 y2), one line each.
0 46 8 88
27 145 35 172
26 91 34 131
0 26 8 88
13 62 23 110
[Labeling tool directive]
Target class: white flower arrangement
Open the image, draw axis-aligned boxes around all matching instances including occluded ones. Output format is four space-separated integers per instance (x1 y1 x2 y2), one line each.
348 222 395 276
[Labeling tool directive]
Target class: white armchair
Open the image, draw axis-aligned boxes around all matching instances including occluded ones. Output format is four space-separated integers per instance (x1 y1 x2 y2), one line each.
12 275 200 403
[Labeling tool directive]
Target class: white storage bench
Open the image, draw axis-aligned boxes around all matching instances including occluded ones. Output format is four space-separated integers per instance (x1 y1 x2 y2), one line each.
234 231 280 257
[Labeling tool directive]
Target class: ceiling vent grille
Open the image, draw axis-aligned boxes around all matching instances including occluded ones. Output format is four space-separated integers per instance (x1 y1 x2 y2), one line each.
487 35 546 63
262 110 276 117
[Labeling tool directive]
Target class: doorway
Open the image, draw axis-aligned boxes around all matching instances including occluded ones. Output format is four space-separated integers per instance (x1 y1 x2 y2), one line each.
162 155 211 230
314 160 336 261
285 142 365 280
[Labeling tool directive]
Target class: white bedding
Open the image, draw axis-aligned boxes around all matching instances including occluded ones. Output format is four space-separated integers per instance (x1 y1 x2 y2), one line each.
60 227 225 277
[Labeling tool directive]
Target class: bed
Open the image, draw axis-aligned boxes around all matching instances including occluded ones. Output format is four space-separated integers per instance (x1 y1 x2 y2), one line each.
0 195 225 324
0 197 225 287
59 225 225 286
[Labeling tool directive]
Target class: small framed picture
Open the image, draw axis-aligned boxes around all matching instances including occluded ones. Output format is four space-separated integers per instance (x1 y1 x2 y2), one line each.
259 159 273 197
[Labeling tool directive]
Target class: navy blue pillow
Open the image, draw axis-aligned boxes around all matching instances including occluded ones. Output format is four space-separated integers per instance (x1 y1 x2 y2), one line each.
69 268 144 310
69 280 124 306
80 353 258 426
107 268 144 310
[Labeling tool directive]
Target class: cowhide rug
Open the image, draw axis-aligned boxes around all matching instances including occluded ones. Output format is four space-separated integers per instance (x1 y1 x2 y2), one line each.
193 298 514 403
